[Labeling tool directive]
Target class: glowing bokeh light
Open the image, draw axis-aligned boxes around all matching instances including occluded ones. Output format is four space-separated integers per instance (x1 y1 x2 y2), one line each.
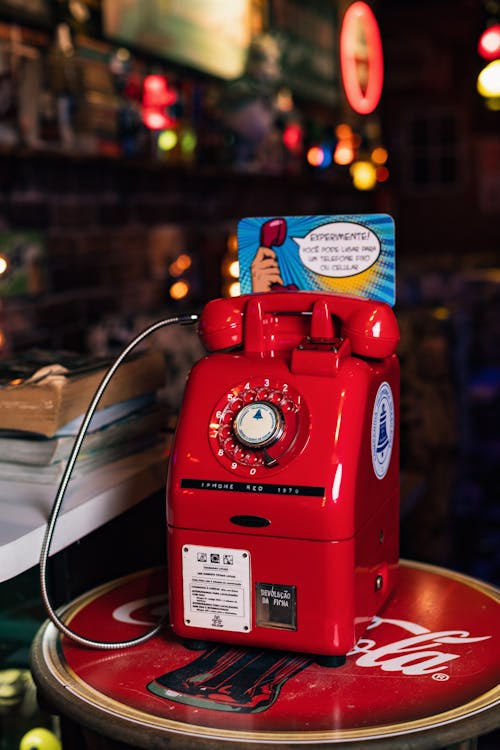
320 146 333 168
433 306 450 321
143 110 170 130
143 75 177 107
176 254 192 272
334 142 355 165
335 123 352 139
228 260 240 278
116 48 130 62
477 59 500 97
478 24 500 60
169 280 190 300
169 254 192 277
375 165 389 182
350 160 377 190
283 123 303 153
158 129 178 151
371 146 388 165
307 145 325 167
181 129 197 153
276 87 294 112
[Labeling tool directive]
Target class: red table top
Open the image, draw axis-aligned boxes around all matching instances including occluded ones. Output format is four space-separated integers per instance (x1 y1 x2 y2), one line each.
31 561 500 749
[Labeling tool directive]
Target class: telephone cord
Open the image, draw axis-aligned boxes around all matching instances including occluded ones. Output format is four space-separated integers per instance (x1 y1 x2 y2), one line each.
39 313 199 650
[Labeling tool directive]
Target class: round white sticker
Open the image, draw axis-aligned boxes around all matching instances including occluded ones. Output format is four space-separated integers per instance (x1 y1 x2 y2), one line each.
371 382 394 479
234 402 282 448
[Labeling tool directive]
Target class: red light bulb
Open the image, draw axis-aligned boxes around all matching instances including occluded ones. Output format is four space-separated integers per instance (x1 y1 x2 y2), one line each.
478 25 500 61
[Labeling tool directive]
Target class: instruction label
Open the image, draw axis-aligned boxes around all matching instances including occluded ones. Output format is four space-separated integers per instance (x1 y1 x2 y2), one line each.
182 545 251 633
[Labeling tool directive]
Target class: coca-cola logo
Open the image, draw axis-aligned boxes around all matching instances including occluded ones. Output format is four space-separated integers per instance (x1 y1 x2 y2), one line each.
113 598 491 679
349 616 491 676
113 595 167 626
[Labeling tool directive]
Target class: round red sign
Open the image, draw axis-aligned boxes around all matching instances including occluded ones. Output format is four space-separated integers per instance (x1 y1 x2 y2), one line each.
33 562 500 746
340 1 384 115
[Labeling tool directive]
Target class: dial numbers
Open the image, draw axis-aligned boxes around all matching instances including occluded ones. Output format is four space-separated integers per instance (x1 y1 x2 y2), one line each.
208 378 308 477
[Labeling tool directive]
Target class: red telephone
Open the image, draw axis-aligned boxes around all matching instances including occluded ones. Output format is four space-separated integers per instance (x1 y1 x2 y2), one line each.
167 289 400 665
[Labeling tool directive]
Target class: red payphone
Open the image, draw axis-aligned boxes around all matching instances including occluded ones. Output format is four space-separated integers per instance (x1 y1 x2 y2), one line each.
167 288 400 664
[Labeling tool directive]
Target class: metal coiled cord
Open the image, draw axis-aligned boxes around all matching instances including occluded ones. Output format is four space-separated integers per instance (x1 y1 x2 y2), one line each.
39 313 199 649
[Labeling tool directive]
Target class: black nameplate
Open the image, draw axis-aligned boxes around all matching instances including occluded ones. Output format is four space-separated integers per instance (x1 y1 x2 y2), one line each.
181 479 324 497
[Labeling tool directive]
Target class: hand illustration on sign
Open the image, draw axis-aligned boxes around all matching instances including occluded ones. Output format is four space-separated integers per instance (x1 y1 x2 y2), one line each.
250 217 286 292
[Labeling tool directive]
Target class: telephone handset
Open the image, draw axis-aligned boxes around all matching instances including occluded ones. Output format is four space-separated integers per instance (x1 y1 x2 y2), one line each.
199 289 399 360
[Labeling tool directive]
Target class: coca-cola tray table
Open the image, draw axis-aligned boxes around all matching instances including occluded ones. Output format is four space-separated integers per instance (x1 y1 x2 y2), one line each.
31 562 499 750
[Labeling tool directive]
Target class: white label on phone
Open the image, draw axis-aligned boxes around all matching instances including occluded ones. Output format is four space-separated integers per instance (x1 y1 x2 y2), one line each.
182 545 251 633
371 381 394 479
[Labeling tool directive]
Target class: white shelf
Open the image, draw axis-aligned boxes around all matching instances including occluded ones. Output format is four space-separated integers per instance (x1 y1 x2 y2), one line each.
0 444 167 582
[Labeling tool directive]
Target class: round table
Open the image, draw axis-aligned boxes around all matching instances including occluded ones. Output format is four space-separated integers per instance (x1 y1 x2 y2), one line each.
30 561 499 750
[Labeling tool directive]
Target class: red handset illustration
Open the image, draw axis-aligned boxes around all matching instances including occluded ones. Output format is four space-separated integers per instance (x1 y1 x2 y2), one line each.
250 217 287 292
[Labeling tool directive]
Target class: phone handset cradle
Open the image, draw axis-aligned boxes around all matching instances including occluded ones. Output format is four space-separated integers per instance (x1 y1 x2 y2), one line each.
199 289 399 363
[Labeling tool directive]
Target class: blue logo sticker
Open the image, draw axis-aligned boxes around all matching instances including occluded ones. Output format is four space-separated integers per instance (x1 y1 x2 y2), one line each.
371 382 394 479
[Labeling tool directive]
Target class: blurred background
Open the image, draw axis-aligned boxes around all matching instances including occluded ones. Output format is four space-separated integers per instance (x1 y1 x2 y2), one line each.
0 0 498 746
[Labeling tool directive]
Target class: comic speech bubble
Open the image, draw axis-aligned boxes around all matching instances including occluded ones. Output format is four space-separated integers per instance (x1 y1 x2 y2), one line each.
293 222 381 278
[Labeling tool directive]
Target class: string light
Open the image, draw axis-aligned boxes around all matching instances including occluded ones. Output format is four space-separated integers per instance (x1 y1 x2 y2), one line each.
335 123 352 140
306 144 332 168
433 307 451 321
283 123 303 154
333 123 356 165
477 59 500 97
227 233 238 253
143 75 177 107
276 87 294 113
158 129 178 151
307 145 328 167
371 146 388 165
478 24 500 60
142 74 177 130
350 160 377 190
180 129 197 154
169 280 190 300
221 233 240 297
169 254 192 277
228 260 240 278
143 110 171 130
375 165 389 182
334 141 355 165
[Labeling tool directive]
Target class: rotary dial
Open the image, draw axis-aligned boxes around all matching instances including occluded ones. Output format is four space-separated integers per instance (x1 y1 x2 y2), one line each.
209 379 307 476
